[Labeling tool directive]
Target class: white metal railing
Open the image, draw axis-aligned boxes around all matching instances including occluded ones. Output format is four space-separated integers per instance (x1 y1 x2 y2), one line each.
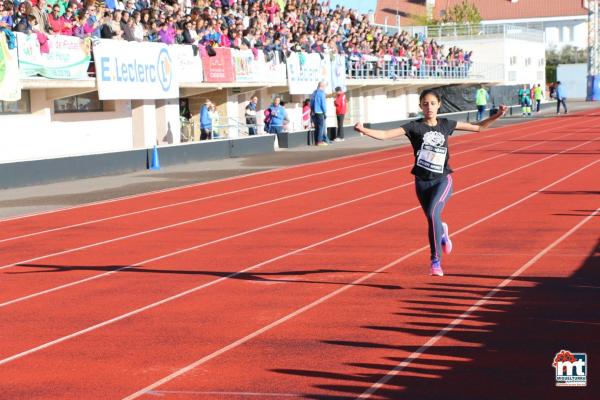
345 59 504 81
373 23 545 43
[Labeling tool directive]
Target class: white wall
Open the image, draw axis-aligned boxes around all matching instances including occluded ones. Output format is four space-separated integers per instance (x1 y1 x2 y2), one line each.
0 90 133 163
557 64 587 99
439 37 545 85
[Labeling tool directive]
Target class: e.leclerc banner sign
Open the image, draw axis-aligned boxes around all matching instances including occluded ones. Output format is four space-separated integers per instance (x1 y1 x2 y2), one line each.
93 40 179 100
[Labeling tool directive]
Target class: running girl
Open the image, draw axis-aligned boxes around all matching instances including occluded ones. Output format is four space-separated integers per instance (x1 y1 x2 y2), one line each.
354 89 508 276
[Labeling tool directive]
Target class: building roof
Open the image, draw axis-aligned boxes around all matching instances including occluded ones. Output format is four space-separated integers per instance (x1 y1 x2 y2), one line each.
375 0 427 25
375 0 588 25
434 0 587 21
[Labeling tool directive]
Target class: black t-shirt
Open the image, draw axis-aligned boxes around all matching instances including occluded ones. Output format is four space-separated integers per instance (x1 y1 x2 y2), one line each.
402 117 458 180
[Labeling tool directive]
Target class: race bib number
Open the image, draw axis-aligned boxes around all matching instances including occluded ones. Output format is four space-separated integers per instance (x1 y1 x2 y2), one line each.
417 144 447 173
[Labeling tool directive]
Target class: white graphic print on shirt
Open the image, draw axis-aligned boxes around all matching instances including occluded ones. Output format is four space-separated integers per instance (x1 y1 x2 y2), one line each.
416 130 447 173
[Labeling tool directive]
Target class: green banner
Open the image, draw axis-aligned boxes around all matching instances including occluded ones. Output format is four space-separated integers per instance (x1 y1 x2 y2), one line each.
16 33 91 79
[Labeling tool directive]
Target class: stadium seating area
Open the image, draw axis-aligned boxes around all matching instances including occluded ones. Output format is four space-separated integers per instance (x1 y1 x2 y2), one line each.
0 0 472 77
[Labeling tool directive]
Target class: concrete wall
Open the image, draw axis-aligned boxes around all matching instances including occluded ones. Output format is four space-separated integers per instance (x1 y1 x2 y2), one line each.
0 89 183 164
0 90 132 163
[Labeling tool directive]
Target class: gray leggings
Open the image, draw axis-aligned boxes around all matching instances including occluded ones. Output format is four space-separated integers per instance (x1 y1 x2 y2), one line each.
415 174 453 261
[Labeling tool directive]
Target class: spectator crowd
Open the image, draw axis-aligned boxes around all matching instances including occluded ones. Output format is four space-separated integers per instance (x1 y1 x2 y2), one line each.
0 0 472 76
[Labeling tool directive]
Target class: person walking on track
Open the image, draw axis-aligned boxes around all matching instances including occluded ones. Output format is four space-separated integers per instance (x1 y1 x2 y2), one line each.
556 81 568 114
354 89 508 276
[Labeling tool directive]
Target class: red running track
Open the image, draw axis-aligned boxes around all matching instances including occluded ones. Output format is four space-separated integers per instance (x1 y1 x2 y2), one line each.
0 111 598 400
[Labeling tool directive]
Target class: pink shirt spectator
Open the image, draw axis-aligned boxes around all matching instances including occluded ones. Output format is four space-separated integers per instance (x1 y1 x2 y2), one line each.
220 34 231 47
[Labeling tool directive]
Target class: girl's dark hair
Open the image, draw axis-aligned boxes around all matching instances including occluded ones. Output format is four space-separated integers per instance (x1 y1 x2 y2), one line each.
419 89 441 103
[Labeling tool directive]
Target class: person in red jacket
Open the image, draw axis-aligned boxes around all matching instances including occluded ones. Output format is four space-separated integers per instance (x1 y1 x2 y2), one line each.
333 86 347 142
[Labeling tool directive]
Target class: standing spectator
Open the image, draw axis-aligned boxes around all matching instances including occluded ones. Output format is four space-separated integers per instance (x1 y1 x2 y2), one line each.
158 15 175 44
101 10 119 38
529 83 536 111
84 4 102 38
135 0 149 11
518 84 531 117
13 2 31 32
48 4 66 34
120 10 134 41
47 0 69 15
475 85 489 121
549 82 557 100
220 25 231 47
209 103 220 138
302 98 314 145
556 81 568 114
266 96 288 134
131 10 144 41
0 2 14 29
61 6 76 35
73 11 91 38
181 19 196 44
310 81 328 145
534 83 544 112
199 99 212 140
123 0 135 15
245 95 258 136
333 86 346 141
31 0 51 34
302 98 311 130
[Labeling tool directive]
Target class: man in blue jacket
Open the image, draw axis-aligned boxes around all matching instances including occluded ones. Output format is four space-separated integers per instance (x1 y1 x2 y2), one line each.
267 96 288 134
556 81 567 114
200 99 212 140
310 81 328 145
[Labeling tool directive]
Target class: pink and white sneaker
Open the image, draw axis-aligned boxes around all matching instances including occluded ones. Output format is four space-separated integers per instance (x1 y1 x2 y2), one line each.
430 260 444 276
441 222 453 255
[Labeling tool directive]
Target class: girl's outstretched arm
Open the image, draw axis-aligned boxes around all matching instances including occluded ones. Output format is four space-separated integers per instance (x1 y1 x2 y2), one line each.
354 122 407 140
456 104 508 132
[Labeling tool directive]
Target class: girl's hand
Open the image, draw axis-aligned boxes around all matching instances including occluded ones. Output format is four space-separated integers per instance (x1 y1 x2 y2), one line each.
354 122 365 134
498 104 508 117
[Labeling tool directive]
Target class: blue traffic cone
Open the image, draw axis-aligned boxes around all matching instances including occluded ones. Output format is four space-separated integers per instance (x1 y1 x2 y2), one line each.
150 145 160 170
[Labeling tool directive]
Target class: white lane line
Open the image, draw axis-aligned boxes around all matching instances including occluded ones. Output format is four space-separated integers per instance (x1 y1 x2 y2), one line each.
0 134 572 308
0 141 594 377
0 113 569 239
357 206 600 399
121 160 599 400
146 390 302 397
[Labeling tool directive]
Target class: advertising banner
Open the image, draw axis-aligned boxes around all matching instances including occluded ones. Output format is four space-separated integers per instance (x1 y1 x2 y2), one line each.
286 52 332 94
0 32 21 101
93 39 179 100
330 54 347 92
201 47 235 83
258 51 286 83
16 32 91 79
170 44 203 83
232 49 260 82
